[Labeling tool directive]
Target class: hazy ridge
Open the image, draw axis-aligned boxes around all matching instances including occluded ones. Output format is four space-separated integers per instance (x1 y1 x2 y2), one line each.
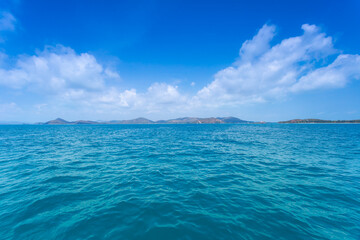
2 117 360 125
41 117 253 125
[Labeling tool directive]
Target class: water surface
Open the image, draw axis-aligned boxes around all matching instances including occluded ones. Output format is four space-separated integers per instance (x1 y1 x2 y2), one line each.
0 124 359 239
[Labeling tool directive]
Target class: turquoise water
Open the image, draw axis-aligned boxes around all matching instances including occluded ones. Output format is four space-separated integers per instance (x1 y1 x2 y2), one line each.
0 124 359 239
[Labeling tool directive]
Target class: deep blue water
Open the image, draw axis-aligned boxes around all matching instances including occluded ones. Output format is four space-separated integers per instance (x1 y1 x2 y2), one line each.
0 124 359 240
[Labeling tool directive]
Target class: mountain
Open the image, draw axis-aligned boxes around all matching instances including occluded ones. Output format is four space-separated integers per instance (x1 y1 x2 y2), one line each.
279 119 360 124
44 118 98 125
9 117 360 125
161 117 204 124
73 120 99 124
217 117 252 123
156 117 251 124
43 117 154 125
44 118 70 125
40 117 252 125
113 118 154 124
37 117 360 125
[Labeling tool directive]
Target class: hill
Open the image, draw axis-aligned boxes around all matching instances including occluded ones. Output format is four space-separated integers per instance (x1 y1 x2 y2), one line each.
279 119 360 124
41 117 251 125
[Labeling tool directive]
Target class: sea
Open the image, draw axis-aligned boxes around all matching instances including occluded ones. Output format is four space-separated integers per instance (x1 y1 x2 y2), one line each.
0 124 359 240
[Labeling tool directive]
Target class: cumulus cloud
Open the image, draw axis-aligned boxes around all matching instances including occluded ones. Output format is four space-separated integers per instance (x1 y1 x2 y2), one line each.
0 45 187 116
60 82 186 114
0 45 120 91
1 23 360 120
291 54 360 91
195 23 360 106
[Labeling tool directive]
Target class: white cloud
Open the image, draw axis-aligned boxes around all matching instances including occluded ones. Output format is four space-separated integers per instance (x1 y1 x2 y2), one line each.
0 45 120 91
195 23 360 106
58 82 186 114
291 54 360 91
143 82 187 113
0 44 189 117
1 23 360 120
147 83 181 104
0 12 16 32
97 88 136 106
239 24 276 63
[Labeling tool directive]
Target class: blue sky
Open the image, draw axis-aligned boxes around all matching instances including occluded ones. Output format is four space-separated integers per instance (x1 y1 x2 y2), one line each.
0 0 360 122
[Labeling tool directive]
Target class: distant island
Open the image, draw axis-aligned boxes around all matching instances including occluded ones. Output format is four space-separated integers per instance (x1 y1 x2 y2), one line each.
1 117 360 125
39 117 360 125
279 119 360 124
40 117 254 125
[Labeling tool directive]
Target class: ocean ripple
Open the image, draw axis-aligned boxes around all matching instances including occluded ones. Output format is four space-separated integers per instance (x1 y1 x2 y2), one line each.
0 124 359 239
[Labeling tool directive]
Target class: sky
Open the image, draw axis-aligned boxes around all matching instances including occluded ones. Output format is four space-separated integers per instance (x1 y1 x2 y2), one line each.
0 0 360 122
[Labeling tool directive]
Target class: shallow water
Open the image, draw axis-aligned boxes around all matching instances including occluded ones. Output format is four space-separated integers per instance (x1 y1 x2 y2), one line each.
0 124 359 239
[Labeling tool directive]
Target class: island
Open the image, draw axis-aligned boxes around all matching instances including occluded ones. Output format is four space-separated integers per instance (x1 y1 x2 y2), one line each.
279 119 360 124
3 117 360 125
40 117 254 125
